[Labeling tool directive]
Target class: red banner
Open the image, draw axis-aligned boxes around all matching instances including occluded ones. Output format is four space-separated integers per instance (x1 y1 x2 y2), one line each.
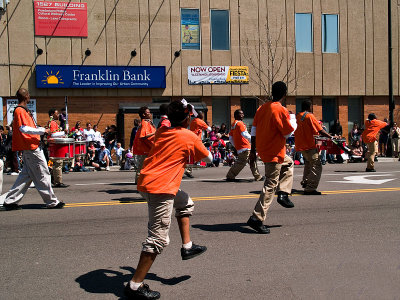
34 1 88 37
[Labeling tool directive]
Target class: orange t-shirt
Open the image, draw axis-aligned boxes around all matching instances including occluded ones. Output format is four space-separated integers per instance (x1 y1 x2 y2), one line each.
12 106 41 151
48 120 59 133
189 118 209 139
132 119 156 155
294 112 323 151
230 120 250 151
362 119 388 143
138 127 210 195
253 101 294 163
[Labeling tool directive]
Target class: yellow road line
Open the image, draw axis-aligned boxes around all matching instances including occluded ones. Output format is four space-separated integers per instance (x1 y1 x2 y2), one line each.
64 187 400 208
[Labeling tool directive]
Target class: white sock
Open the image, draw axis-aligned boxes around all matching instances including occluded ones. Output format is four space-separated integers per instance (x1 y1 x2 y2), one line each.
129 280 143 290
182 241 193 249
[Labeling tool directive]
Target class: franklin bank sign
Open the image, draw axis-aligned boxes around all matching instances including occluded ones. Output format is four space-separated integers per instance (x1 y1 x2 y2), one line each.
36 65 166 89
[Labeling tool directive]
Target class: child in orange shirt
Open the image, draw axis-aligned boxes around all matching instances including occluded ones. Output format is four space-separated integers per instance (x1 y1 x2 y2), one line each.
125 100 212 300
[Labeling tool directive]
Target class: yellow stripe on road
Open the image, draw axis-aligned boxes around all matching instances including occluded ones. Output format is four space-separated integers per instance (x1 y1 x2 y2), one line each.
64 187 400 208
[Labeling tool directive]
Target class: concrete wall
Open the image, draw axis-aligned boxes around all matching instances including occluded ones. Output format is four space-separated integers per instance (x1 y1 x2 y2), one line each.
0 0 399 98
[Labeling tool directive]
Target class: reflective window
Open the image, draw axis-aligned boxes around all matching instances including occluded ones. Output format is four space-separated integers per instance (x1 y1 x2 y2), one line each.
211 10 230 50
212 97 230 128
295 13 313 52
240 98 258 130
348 97 363 137
322 14 339 53
181 9 200 50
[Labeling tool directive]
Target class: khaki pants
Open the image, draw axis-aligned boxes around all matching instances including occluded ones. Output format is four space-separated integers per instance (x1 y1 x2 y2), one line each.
252 155 293 221
135 154 147 183
226 150 262 180
52 159 63 184
391 138 399 156
366 141 378 170
140 190 194 254
4 148 59 207
301 148 322 192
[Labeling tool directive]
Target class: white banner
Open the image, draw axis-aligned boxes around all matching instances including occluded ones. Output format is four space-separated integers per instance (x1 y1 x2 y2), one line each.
188 66 249 85
7 99 37 125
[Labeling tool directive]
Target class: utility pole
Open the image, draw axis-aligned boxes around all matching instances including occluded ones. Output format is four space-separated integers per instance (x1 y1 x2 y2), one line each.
388 0 395 124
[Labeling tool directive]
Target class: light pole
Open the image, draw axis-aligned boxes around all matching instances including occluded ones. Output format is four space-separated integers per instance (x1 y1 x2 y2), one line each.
388 0 395 124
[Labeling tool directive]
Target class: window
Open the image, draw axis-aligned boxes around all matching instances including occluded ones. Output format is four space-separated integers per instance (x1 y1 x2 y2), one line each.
322 97 337 132
212 97 230 128
211 10 230 50
348 97 363 137
181 9 200 50
240 98 258 130
295 13 313 52
322 14 339 53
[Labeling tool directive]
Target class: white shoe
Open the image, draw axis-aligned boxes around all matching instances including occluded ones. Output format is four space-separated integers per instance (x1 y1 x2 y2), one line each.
105 166 110 171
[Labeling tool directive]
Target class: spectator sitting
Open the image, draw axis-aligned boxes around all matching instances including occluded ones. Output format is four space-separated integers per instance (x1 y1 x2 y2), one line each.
86 141 100 169
212 147 221 167
70 121 84 140
98 143 112 171
73 156 90 172
218 123 229 140
124 150 135 170
212 133 226 160
226 150 235 166
209 125 218 141
349 140 364 163
114 142 124 166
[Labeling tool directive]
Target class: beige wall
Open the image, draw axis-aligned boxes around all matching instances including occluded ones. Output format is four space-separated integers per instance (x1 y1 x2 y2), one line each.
0 0 399 98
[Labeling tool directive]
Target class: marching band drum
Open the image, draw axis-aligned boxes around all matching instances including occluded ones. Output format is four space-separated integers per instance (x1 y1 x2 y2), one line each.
314 137 347 155
74 140 87 157
48 137 75 160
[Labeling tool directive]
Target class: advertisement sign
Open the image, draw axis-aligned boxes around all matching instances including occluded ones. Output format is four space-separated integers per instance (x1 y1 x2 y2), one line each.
7 99 37 125
0 97 3 123
188 66 249 85
34 1 88 37
181 8 200 50
36 65 166 89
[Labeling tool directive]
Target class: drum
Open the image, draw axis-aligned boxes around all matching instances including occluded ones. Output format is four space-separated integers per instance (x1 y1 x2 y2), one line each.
186 155 205 168
48 138 75 159
315 137 346 155
74 140 87 157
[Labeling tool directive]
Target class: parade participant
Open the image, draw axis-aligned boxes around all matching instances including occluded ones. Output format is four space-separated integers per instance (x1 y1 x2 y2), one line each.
226 109 263 182
124 100 212 300
362 113 388 172
132 106 156 183
157 103 171 128
294 100 333 195
0 88 64 211
246 81 295 234
48 108 69 188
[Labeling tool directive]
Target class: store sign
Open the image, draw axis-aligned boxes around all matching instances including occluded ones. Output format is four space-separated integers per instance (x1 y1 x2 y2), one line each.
36 65 166 89
188 66 249 85
34 1 88 37
7 99 37 125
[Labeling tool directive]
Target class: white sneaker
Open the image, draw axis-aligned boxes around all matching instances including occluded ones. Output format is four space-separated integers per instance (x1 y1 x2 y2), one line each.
105 166 110 171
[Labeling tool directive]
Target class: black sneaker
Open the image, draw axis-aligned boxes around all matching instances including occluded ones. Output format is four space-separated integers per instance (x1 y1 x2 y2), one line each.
277 193 295 208
246 216 270 234
304 190 322 195
1 203 22 211
124 283 160 300
47 202 65 209
254 176 265 182
181 243 207 260
365 168 376 172
53 183 70 188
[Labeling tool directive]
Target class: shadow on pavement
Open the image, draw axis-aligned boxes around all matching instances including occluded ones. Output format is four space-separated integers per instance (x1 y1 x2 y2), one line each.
19 204 48 209
333 170 361 172
192 223 282 234
99 189 139 194
75 266 191 299
201 179 254 183
110 182 135 186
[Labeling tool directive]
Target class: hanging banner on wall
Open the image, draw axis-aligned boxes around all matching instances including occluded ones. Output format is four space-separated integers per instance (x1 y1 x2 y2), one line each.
34 1 88 37
36 65 166 89
7 99 37 125
181 8 200 50
188 66 249 85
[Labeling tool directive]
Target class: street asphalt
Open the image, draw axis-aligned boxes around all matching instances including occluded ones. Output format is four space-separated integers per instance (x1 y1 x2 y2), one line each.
0 159 399 299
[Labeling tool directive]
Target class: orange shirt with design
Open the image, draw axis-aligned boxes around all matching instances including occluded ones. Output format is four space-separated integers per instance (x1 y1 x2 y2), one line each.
138 127 210 195
294 112 322 151
132 119 156 155
12 107 41 151
230 120 250 151
253 101 294 163
189 118 208 139
362 119 388 143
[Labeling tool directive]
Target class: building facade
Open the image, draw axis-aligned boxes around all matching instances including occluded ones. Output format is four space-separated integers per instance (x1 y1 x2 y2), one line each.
0 0 399 146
